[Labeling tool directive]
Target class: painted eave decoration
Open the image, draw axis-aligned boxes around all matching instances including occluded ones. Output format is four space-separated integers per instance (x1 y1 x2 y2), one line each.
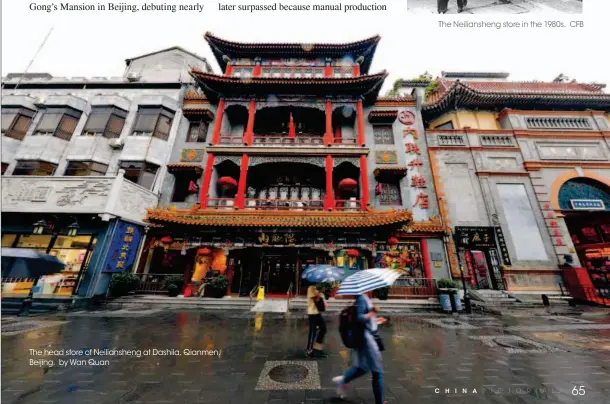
400 216 446 234
374 167 408 179
368 110 398 124
145 207 413 228
166 163 203 176
204 32 380 74
422 79 610 118
189 70 388 104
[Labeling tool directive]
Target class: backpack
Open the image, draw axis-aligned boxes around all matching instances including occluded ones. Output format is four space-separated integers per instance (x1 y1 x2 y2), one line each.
339 305 365 348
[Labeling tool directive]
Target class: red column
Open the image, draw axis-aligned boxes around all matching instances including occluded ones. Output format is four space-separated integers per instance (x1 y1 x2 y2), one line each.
235 154 249 208
211 98 225 145
359 155 369 210
356 98 365 146
324 60 332 77
253 61 262 77
421 239 432 279
324 155 334 210
333 126 342 143
199 153 215 208
353 62 360 77
225 62 233 77
244 100 256 145
325 99 333 146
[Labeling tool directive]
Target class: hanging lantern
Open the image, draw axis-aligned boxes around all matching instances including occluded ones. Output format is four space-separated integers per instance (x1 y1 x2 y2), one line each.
338 178 358 191
197 247 212 256
387 237 399 245
160 236 173 244
346 249 360 257
218 176 237 189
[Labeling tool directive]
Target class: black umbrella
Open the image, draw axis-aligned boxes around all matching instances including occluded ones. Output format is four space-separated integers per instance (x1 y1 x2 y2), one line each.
1 248 66 278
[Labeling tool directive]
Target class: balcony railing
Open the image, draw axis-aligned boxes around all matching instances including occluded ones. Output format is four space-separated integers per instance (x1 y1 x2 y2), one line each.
206 198 236 209
245 198 325 211
334 199 362 211
253 134 324 146
218 135 243 144
134 273 175 294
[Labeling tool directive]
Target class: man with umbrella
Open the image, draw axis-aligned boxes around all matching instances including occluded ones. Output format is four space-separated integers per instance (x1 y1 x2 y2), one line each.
301 264 345 358
332 268 400 404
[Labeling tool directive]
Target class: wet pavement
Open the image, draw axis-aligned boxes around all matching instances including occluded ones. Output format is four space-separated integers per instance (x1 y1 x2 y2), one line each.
2 310 610 403
408 0 584 14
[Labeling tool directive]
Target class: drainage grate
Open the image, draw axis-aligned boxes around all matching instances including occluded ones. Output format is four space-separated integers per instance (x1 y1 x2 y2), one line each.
255 361 321 391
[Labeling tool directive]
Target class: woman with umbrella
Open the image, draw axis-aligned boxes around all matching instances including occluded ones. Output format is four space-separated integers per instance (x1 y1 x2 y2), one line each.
301 264 345 358
332 268 400 404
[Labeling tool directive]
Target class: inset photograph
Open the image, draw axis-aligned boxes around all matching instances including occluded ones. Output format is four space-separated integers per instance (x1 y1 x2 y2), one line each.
408 0 583 14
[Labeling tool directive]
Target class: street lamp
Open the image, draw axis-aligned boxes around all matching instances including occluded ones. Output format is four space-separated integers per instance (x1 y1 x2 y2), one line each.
32 219 47 235
66 220 80 237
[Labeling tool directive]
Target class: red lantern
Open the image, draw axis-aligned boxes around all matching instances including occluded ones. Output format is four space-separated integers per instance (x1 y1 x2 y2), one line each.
387 237 399 245
338 178 358 191
197 247 212 255
347 249 360 257
218 176 237 189
160 236 173 244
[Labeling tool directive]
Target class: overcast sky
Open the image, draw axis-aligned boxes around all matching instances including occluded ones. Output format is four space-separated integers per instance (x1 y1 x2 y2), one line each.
2 0 609 92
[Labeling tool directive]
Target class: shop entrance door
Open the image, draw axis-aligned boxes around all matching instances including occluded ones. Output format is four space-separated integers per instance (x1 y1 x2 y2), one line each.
464 249 505 290
261 250 296 295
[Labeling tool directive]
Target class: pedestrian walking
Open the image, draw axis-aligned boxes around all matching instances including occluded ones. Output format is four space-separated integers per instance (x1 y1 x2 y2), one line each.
437 0 467 13
306 284 327 358
333 293 387 404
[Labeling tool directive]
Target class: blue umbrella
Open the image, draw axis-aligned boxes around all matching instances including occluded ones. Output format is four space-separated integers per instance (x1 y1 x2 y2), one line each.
1 248 65 278
336 268 401 295
301 265 346 284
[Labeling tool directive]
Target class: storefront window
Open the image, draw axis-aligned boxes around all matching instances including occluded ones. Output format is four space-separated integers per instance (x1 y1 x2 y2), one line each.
374 241 424 278
2 233 96 296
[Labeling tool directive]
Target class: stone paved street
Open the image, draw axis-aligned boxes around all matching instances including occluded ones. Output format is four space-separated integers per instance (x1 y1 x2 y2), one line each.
408 0 584 14
2 310 610 403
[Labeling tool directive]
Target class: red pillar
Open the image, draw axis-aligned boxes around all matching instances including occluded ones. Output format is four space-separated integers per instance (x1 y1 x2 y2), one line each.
356 98 365 147
353 62 360 77
253 61 262 77
325 99 333 146
421 239 432 279
324 60 332 77
235 154 249 208
244 100 256 145
333 126 342 143
211 98 225 145
359 155 369 210
200 153 215 208
225 61 233 77
324 155 335 210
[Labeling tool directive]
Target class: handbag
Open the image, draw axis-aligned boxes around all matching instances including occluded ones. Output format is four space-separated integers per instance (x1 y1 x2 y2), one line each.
373 331 385 352
315 296 326 312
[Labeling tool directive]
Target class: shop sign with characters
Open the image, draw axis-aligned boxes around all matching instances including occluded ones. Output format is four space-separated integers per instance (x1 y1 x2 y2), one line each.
103 221 142 272
455 227 497 249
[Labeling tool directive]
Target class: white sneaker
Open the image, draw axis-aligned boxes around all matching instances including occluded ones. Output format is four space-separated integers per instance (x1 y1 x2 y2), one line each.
332 376 347 398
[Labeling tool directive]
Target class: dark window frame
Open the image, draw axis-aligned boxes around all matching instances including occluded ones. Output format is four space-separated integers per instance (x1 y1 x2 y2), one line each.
119 161 159 190
378 181 402 206
186 120 208 143
1 162 9 175
373 125 395 145
130 106 174 141
2 107 37 141
34 107 82 141
64 160 109 176
12 160 58 176
435 121 454 129
82 106 127 138
171 176 196 202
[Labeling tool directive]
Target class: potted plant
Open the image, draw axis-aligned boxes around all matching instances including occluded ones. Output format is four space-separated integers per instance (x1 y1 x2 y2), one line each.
205 275 229 298
373 286 390 301
109 272 139 297
164 275 184 297
436 278 460 312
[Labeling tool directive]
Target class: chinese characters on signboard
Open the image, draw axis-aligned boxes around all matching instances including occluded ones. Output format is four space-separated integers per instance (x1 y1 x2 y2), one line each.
454 227 497 249
103 221 143 273
404 119 429 211
494 227 512 266
258 232 297 245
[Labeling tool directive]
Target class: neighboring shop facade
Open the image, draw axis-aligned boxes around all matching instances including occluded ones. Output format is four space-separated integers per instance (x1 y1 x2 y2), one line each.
0 47 213 299
413 72 610 292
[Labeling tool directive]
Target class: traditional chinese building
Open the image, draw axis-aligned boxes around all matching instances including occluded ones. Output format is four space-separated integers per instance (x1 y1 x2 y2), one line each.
403 72 610 294
1 47 213 302
140 33 451 297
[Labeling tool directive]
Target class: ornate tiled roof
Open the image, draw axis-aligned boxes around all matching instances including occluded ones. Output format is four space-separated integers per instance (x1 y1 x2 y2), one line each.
145 207 413 228
374 167 408 178
368 110 397 123
166 164 203 175
423 79 610 117
375 96 416 106
204 32 380 74
400 216 445 233
190 70 388 104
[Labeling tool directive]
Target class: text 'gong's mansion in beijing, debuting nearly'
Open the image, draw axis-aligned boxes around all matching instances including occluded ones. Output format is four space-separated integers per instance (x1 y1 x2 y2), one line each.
1 33 610 308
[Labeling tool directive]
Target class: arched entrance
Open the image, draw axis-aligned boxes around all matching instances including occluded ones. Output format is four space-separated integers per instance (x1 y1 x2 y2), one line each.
559 178 610 281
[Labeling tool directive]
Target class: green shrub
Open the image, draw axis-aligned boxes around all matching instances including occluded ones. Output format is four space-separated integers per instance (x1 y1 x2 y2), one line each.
437 278 460 289
109 272 139 297
164 275 184 290
167 284 180 297
373 287 390 300
206 275 228 298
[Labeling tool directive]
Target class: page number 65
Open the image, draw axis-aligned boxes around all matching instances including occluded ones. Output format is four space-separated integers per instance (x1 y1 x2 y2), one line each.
572 386 586 396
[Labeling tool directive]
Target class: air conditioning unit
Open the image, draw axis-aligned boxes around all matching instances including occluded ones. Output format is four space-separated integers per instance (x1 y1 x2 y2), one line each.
126 72 141 82
109 139 124 149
